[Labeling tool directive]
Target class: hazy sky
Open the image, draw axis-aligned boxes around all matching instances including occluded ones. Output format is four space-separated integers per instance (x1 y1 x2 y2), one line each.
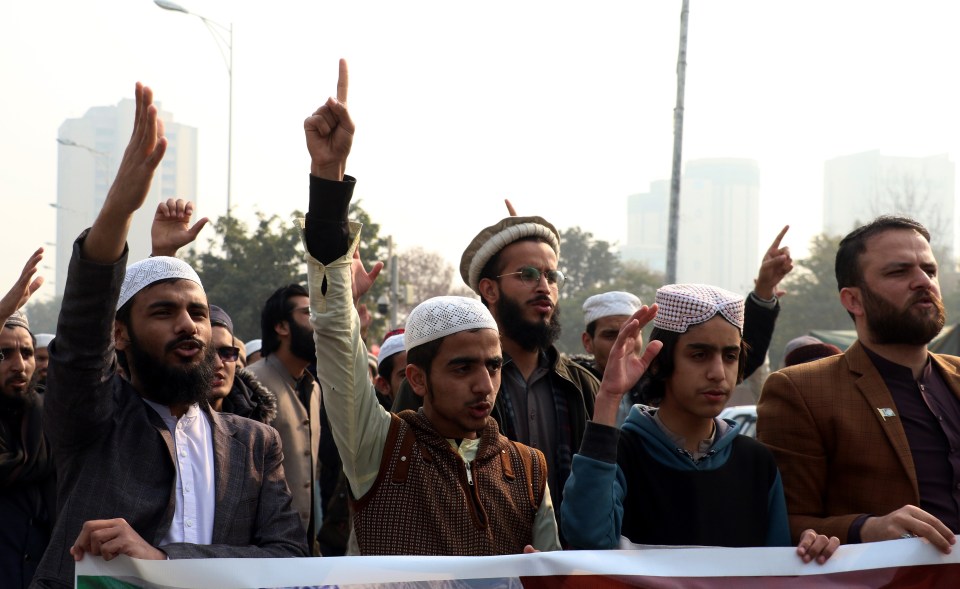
3 1 960 302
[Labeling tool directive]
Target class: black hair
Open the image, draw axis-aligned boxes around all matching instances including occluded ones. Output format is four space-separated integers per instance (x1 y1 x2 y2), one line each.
405 337 445 377
585 320 598 338
638 325 749 406
260 284 309 357
379 353 399 380
835 216 930 291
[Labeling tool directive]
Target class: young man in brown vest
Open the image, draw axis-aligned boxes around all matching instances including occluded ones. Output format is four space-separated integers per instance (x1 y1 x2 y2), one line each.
304 59 560 555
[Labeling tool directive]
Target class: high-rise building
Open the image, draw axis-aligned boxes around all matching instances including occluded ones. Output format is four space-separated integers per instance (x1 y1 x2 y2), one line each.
623 158 760 293
823 151 955 255
622 180 669 273
55 99 198 296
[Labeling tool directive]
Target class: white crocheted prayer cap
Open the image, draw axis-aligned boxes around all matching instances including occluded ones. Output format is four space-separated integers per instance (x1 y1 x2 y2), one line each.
404 296 498 350
653 284 744 334
245 339 262 355
377 333 406 369
460 216 561 295
583 291 643 326
35 333 54 348
118 256 203 310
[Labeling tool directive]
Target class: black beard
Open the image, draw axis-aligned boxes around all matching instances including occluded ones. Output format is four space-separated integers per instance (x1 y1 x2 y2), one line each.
289 318 317 362
862 285 946 346
0 376 36 408
496 293 562 352
126 329 215 408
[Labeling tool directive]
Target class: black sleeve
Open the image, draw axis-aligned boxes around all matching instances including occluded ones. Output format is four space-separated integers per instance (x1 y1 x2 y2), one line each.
304 174 355 264
743 293 780 378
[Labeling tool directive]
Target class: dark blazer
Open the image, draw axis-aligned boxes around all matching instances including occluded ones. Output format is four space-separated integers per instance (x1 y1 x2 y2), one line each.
757 340 960 542
34 237 307 589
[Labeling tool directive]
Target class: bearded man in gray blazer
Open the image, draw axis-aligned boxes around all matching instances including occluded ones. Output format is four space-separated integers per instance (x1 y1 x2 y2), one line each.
33 83 307 589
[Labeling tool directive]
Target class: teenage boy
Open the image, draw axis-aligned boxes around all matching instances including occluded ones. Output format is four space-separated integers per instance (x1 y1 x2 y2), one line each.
561 284 839 563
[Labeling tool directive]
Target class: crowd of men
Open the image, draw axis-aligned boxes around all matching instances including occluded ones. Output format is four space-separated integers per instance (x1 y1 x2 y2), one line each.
2 60 957 588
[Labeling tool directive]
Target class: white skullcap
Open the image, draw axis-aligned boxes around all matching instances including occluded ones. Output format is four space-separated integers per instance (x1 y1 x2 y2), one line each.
404 296 499 351
583 291 643 327
35 333 54 348
118 256 203 311
377 333 406 370
460 216 561 295
245 339 262 355
654 284 745 334
783 335 823 359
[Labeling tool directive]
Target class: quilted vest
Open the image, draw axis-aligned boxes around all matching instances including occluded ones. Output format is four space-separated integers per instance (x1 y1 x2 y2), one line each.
352 410 546 555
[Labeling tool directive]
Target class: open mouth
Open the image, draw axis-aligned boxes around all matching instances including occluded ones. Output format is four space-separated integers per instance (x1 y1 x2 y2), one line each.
170 339 203 359
468 402 492 419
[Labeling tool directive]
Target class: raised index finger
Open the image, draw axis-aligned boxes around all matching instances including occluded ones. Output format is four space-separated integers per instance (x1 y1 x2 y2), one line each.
337 58 349 104
767 225 789 253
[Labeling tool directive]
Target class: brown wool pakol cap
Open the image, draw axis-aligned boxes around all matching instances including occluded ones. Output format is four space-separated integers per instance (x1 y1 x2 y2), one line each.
459 215 561 295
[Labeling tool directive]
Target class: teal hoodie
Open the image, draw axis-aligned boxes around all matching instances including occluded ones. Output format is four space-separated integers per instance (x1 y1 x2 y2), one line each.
561 406 791 549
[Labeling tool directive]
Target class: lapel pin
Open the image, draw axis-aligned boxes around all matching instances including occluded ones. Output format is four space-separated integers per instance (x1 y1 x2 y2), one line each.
877 408 896 421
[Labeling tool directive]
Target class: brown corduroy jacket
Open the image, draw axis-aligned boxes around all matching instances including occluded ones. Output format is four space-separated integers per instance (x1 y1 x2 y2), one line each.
757 340 960 543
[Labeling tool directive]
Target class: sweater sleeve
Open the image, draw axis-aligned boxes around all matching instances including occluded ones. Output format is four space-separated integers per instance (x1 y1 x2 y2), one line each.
304 173 393 500
560 421 627 549
765 470 793 547
532 482 562 551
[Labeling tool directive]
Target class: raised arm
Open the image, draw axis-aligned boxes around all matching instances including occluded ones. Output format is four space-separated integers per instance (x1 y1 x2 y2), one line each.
743 225 793 376
592 305 661 426
46 83 168 448
303 60 387 500
84 82 167 264
150 198 209 257
562 306 661 548
0 247 44 321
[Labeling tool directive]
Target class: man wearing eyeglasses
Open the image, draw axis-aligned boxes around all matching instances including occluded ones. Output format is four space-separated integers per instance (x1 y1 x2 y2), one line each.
460 215 601 538
208 305 277 425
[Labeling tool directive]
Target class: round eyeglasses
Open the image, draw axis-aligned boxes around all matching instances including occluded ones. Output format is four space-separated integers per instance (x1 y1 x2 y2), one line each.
496 266 565 289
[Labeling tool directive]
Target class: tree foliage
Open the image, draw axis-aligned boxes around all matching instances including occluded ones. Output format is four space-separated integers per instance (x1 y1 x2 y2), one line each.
553 226 664 357
24 296 62 335
398 246 454 308
558 227 622 301
185 212 306 342
183 202 390 345
768 233 851 369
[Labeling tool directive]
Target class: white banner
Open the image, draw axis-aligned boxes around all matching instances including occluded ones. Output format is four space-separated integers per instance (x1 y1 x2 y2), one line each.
76 539 960 588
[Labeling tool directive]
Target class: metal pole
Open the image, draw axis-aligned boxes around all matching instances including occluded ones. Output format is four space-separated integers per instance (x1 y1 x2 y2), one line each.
666 0 690 284
389 237 399 329
226 22 233 218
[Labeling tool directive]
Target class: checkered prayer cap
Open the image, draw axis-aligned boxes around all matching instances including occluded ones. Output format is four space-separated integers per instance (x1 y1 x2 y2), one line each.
653 284 744 334
404 296 498 351
118 256 203 311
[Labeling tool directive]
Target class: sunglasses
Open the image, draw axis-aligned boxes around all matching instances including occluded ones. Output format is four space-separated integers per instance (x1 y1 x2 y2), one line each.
496 266 565 289
217 346 240 362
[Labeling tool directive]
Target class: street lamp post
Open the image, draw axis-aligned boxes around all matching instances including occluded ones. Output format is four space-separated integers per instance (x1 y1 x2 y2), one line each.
155 0 234 218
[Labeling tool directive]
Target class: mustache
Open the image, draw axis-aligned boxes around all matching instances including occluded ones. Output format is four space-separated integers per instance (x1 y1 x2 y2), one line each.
4 375 28 388
163 334 207 354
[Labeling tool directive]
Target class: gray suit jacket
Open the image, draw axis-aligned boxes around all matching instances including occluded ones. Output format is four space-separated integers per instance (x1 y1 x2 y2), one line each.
34 236 307 589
